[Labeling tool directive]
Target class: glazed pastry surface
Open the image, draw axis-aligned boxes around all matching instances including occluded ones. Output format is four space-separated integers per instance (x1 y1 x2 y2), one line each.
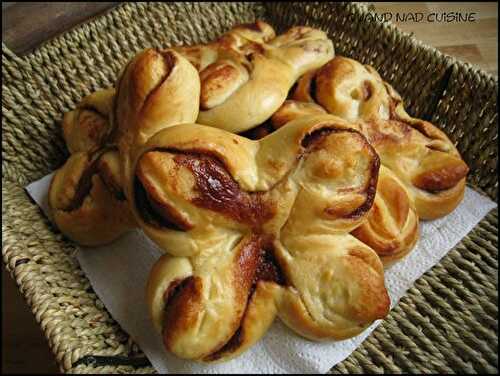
270 56 469 263
142 115 390 362
173 20 334 133
49 88 135 245
288 56 469 221
44 25 466 363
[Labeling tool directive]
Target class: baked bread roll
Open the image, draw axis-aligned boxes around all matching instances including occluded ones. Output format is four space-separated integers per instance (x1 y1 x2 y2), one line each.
62 88 116 154
113 48 201 203
49 87 136 245
271 101 419 265
50 47 200 246
351 166 419 266
289 56 469 220
173 21 334 133
48 149 135 246
49 29 395 363
142 115 390 362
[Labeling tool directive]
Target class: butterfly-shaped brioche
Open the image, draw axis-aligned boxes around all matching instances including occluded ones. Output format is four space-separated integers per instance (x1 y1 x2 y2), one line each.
112 47 390 362
270 56 469 264
48 89 136 246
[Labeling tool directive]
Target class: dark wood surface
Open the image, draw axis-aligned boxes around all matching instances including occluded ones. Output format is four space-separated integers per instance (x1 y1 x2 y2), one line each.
2 2 119 56
2 269 59 374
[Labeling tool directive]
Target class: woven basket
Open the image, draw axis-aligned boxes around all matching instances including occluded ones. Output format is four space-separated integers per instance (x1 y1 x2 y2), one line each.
2 2 498 373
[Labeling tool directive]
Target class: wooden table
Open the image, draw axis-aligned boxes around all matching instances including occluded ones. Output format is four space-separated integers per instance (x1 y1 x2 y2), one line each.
2 2 498 374
370 2 498 76
2 2 498 76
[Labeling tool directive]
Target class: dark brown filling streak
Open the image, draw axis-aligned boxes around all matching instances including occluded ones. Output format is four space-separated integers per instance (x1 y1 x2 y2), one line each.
98 170 126 202
134 176 189 231
203 236 286 361
112 49 176 143
238 120 274 140
301 127 380 220
134 148 276 231
77 106 117 149
63 158 100 212
362 81 373 101
159 238 286 362
162 277 193 307
344 154 379 220
62 149 126 212
309 74 319 103
386 90 443 144
287 81 299 100
385 91 468 192
137 126 379 229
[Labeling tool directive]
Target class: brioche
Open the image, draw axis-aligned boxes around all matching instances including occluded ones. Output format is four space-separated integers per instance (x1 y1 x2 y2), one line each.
290 56 469 220
173 21 334 133
46 28 437 363
140 116 389 361
49 87 136 245
272 100 420 265
270 56 469 263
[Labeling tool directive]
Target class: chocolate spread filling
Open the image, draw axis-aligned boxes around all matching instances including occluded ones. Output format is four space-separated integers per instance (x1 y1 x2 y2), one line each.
134 177 190 231
63 152 125 211
173 153 275 228
362 81 372 100
309 75 319 103
157 127 380 359
385 93 468 193
162 277 191 306
341 154 379 220
302 127 380 219
301 126 338 149
255 246 286 285
239 121 273 140
97 170 126 202
160 236 286 362
64 161 99 212
204 238 286 362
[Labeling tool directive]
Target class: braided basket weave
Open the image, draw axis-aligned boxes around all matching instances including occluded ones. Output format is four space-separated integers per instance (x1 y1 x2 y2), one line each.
2 2 497 373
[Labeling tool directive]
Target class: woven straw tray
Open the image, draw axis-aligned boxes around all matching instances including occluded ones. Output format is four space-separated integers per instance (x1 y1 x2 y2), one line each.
2 2 498 373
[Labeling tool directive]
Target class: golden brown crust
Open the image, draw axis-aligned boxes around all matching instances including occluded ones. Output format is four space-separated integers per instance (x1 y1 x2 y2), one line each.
270 100 327 130
113 48 201 206
48 151 135 246
272 235 390 341
202 281 278 363
172 21 334 133
162 275 205 354
199 60 249 110
351 166 419 266
287 56 469 221
292 69 319 103
52 28 407 364
62 89 115 154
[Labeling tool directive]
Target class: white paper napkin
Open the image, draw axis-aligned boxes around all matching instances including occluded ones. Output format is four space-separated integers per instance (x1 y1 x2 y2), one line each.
26 173 496 374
